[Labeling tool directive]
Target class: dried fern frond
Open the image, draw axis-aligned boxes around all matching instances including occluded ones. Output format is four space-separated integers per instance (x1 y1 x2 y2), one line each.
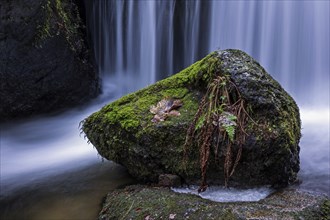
184 73 250 191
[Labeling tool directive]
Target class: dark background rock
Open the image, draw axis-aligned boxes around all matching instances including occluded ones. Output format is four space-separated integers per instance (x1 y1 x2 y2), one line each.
0 0 99 121
158 174 181 187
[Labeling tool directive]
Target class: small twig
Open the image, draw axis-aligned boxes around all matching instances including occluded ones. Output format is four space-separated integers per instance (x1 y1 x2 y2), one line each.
120 200 135 220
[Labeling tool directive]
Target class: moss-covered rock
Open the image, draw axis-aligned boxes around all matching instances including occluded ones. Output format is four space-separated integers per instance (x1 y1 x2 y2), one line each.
98 185 329 220
0 0 99 120
82 49 300 188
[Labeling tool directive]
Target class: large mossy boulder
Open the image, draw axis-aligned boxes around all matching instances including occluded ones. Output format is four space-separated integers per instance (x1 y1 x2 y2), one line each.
82 49 300 188
0 0 99 121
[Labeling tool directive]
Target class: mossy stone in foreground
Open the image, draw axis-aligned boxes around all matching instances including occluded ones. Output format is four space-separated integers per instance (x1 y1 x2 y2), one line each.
98 185 329 220
82 49 301 187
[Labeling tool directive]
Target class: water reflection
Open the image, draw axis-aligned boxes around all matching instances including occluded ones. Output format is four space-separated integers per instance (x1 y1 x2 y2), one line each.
0 162 134 220
1 106 98 188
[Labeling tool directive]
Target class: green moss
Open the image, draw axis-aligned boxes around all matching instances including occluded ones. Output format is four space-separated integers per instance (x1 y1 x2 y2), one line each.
54 0 82 51
153 52 220 89
36 0 52 44
35 0 83 52
55 0 70 28
321 199 330 220
87 53 219 133
105 105 140 130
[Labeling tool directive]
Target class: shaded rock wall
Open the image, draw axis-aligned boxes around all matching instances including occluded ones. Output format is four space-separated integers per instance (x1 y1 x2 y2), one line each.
0 0 99 121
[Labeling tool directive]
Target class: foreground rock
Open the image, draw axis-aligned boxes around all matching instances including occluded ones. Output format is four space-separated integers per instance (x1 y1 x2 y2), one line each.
82 49 300 187
99 185 329 220
0 0 99 121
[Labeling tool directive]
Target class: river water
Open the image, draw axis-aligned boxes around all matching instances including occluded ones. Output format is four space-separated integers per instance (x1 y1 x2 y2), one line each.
1 1 329 219
0 80 136 220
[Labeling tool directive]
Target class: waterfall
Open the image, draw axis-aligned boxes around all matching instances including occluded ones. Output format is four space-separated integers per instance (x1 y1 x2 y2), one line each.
209 1 329 108
87 0 329 108
87 0 212 93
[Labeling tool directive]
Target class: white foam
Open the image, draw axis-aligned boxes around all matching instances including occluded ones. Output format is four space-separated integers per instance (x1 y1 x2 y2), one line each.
300 108 330 124
172 185 274 202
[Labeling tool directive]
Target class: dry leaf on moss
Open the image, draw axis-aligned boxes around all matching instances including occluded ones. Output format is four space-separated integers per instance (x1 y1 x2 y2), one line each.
150 98 182 123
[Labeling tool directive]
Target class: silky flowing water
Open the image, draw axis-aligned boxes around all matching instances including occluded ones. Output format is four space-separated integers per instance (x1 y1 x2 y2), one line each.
1 1 329 219
0 81 136 220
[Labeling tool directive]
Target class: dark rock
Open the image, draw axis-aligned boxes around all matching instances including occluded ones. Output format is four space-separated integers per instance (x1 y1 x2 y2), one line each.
158 174 181 187
0 0 99 121
82 49 301 188
98 185 329 220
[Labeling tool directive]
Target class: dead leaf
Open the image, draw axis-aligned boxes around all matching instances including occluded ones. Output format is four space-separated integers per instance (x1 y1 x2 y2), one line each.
168 110 181 116
150 98 183 123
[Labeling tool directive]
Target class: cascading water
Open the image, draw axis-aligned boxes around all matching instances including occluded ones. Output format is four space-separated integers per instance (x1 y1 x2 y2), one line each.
88 0 329 108
86 0 213 92
209 1 329 108
1 1 329 219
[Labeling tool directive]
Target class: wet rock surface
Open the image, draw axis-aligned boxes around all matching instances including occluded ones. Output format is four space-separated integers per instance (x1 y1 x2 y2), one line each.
158 174 182 187
82 49 300 188
98 185 329 220
0 0 99 121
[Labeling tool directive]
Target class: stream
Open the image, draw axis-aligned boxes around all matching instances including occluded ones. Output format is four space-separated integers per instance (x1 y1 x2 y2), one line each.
0 80 328 219
1 0 329 219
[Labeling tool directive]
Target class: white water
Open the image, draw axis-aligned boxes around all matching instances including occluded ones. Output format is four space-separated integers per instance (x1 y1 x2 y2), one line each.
209 1 329 108
172 185 274 202
1 109 97 195
0 77 134 219
299 108 330 195
0 76 125 196
88 0 329 108
1 1 329 218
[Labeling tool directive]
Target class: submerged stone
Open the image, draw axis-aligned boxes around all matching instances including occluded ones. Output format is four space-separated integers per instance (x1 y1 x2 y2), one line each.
82 49 301 188
158 174 182 187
